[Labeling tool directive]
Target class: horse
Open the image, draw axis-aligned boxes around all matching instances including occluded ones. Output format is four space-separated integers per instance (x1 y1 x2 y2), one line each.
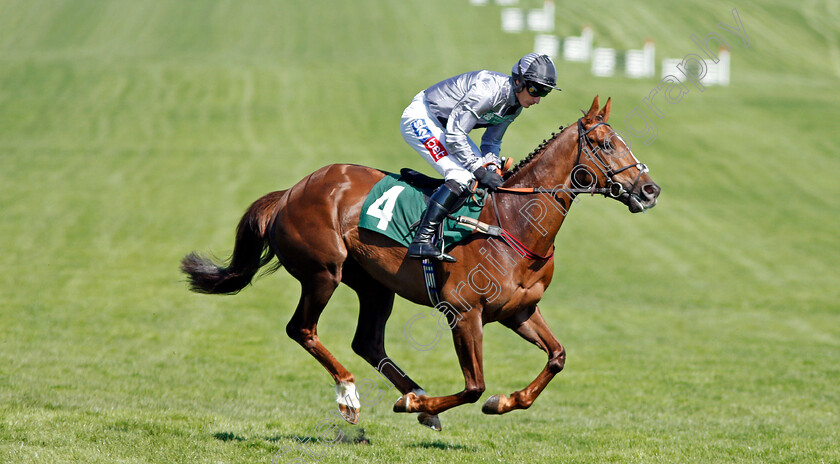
181 96 660 431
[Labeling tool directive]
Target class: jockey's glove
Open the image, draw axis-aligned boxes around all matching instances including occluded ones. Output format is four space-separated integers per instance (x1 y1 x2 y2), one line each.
473 166 504 191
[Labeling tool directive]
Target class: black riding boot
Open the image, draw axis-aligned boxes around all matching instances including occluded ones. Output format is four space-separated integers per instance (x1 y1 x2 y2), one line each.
407 181 463 262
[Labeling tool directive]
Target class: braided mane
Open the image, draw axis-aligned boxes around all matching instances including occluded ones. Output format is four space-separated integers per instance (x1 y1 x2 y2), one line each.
503 125 566 179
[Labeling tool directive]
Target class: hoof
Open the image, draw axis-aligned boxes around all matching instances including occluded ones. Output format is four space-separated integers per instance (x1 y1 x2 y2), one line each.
481 394 504 415
338 404 360 425
417 412 441 431
393 392 417 413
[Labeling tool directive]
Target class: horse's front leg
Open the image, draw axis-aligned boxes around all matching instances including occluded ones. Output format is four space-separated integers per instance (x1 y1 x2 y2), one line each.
393 310 485 416
482 305 565 414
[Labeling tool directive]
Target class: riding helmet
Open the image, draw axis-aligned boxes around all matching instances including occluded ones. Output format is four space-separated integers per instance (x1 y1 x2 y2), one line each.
512 53 561 92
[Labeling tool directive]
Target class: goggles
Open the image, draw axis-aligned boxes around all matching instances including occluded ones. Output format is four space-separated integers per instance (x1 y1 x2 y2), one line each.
526 82 552 98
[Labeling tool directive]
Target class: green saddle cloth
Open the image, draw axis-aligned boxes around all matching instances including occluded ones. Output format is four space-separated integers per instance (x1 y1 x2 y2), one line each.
358 173 484 249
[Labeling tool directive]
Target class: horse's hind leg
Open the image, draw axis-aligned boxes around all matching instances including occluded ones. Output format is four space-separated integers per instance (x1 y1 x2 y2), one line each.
285 269 361 423
481 305 565 415
343 264 442 430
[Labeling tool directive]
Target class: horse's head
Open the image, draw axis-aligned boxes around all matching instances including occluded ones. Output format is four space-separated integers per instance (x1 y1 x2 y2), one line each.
572 96 660 213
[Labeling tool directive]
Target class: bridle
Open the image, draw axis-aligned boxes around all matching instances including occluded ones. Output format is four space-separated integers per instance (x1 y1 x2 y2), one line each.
496 118 648 201
483 118 651 260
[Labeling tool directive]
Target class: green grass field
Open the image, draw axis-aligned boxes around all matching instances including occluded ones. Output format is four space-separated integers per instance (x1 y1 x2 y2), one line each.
1 1 839 462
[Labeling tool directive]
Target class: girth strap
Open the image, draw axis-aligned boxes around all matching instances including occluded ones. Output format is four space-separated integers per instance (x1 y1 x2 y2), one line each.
421 258 440 306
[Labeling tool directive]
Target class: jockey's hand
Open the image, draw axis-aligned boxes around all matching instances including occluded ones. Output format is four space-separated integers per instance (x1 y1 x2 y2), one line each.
473 166 504 191
482 152 502 170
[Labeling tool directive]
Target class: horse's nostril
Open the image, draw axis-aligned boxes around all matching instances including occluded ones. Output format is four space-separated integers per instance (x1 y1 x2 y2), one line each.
642 183 660 200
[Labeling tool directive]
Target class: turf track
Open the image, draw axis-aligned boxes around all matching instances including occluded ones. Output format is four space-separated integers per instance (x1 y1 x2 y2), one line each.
1 1 838 462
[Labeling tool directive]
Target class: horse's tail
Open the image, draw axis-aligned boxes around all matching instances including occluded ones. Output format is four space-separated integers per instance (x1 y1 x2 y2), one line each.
181 190 286 295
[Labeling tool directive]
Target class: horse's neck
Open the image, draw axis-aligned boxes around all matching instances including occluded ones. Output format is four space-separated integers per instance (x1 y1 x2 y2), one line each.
498 127 578 255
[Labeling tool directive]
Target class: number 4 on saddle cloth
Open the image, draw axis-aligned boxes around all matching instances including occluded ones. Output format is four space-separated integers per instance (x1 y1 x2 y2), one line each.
359 169 487 251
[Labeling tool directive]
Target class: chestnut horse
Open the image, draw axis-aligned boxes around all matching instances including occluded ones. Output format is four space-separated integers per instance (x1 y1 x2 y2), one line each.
181 96 660 430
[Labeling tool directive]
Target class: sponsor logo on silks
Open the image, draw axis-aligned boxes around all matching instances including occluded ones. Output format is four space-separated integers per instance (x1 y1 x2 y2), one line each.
411 120 449 162
479 111 516 125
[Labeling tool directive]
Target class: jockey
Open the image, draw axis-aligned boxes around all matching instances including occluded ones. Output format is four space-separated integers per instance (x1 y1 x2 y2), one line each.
400 53 561 262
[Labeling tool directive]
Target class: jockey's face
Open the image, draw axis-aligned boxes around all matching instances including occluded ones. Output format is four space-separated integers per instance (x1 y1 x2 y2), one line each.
515 81 542 108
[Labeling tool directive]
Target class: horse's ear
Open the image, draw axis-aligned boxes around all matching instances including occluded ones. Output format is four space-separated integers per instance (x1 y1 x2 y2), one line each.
598 97 612 122
584 95 600 122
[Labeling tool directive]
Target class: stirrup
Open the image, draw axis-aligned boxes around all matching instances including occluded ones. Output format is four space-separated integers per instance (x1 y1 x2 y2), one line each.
407 243 456 263
436 252 456 263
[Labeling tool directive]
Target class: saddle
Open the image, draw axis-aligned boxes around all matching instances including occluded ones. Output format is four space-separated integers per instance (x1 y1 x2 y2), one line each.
397 155 514 190
398 168 445 190
398 168 473 215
